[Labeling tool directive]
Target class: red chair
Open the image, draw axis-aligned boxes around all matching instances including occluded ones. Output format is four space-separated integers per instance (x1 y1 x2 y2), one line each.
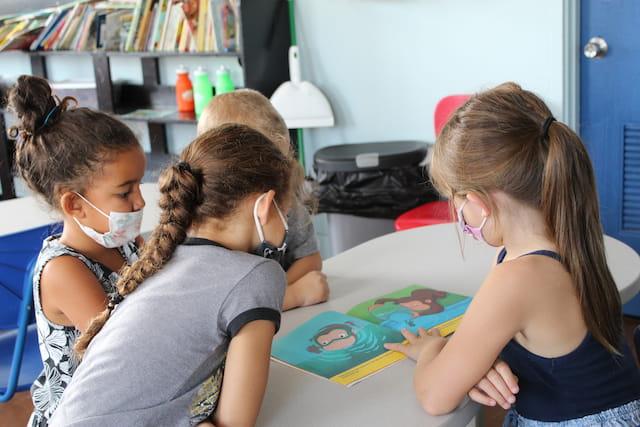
394 94 471 231
433 94 472 137
394 200 452 231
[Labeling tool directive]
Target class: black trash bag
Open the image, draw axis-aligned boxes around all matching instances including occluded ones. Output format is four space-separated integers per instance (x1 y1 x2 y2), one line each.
313 164 441 219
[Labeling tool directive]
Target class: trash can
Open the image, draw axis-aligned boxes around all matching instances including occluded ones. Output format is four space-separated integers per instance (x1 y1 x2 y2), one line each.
313 141 440 254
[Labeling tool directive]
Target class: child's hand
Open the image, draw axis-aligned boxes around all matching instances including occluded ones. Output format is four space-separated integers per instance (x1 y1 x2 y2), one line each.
468 359 519 410
384 327 443 361
283 270 329 310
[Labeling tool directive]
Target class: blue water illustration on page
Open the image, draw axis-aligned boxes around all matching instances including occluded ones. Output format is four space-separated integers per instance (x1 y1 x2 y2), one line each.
271 311 403 379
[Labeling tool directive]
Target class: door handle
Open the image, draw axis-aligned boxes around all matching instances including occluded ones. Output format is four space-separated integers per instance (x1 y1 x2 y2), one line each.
583 37 608 59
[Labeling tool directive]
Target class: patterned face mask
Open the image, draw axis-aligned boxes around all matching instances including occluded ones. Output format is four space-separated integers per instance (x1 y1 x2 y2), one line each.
457 199 487 243
252 192 289 263
73 192 143 248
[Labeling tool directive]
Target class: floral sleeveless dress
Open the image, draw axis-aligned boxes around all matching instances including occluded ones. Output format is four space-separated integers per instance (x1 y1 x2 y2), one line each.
28 235 139 427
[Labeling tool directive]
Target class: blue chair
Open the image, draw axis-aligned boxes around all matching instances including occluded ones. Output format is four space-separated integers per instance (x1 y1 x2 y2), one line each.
0 258 40 401
0 223 61 329
0 223 61 402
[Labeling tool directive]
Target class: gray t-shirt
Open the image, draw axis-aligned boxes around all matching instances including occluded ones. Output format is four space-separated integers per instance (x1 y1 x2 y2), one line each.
281 203 319 271
50 239 285 427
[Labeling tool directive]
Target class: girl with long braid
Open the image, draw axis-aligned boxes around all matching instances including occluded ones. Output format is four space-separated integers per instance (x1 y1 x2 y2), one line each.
385 83 640 425
7 75 145 426
51 123 304 426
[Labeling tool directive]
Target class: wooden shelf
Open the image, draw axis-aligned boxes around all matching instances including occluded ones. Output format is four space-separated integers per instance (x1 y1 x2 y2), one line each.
28 50 241 58
0 0 291 200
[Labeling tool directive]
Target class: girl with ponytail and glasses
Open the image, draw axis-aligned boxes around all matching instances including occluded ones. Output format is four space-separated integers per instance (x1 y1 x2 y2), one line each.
8 75 146 426
385 83 640 425
51 123 304 426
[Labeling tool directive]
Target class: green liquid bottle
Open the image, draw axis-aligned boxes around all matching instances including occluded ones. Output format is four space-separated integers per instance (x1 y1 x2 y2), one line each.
215 66 235 95
193 66 213 119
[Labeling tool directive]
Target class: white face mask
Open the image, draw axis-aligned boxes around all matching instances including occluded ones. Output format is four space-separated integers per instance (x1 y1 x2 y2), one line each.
73 192 143 248
253 192 289 263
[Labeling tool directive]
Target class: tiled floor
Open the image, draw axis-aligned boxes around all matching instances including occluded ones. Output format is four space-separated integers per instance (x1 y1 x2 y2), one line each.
0 390 32 427
1 316 638 427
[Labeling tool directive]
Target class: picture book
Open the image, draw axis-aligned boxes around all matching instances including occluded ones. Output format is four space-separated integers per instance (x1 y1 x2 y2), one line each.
271 311 406 387
271 285 472 387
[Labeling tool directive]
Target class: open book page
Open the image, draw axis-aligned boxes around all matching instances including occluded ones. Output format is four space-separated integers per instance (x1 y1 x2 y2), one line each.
271 311 405 387
347 285 472 337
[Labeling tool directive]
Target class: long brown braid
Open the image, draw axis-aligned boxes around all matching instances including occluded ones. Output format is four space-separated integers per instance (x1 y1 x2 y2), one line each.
75 123 303 356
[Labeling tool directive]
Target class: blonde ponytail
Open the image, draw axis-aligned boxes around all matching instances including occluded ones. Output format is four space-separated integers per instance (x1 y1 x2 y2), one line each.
542 121 621 353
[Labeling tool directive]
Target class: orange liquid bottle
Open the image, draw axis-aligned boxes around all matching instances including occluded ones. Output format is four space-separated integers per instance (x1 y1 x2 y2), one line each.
175 65 194 113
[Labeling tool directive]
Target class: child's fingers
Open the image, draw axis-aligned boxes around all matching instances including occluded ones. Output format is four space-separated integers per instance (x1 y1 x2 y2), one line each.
478 372 514 410
384 340 419 361
468 386 496 407
384 342 407 354
426 327 441 337
400 328 419 342
493 359 519 393
415 327 429 338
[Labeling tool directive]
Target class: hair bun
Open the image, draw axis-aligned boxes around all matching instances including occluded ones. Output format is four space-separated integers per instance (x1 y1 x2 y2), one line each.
7 75 58 133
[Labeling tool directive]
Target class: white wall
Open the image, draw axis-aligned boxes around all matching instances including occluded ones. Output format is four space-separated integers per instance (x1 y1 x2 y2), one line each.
293 0 565 169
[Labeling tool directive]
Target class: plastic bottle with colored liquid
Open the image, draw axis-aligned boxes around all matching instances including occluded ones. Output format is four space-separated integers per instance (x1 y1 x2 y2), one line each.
193 66 213 119
215 66 235 95
175 65 194 113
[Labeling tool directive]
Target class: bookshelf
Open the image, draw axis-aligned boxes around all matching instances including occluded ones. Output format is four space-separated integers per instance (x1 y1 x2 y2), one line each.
0 0 291 199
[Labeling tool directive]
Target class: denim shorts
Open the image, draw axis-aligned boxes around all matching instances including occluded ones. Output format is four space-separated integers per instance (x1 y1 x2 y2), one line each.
502 399 640 427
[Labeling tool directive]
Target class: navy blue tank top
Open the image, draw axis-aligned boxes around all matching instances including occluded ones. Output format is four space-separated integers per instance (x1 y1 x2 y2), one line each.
497 248 640 422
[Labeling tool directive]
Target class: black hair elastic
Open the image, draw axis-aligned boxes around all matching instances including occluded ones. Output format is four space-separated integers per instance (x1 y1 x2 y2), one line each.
541 116 556 139
177 161 192 173
106 293 124 312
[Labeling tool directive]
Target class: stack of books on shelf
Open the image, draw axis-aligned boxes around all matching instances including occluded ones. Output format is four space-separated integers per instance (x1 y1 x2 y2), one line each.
0 0 238 53
0 8 57 52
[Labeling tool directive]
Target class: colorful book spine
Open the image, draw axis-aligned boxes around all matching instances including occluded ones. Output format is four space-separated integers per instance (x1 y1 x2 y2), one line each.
195 0 208 51
124 0 144 51
28 11 58 50
134 0 154 51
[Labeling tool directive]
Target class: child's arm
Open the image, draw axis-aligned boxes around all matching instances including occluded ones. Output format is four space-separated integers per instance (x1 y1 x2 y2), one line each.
282 252 329 311
286 252 322 283
40 256 110 333
385 264 528 415
213 319 276 427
